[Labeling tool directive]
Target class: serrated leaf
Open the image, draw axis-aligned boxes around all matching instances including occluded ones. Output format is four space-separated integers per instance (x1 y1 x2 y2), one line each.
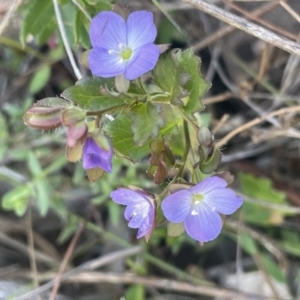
29 65 51 94
105 114 150 162
131 103 165 146
239 173 290 225
152 51 182 104
61 77 127 111
177 49 210 117
20 0 55 46
2 185 31 216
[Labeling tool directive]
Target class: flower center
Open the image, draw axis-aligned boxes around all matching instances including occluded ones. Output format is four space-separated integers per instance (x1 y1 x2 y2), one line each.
192 194 203 205
120 48 132 61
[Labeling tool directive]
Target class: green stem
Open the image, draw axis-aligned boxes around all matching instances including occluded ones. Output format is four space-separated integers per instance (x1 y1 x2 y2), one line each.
176 107 199 131
86 104 127 117
0 36 46 60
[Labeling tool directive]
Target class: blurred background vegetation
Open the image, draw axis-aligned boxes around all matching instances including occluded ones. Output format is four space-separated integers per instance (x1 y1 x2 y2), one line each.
0 0 300 299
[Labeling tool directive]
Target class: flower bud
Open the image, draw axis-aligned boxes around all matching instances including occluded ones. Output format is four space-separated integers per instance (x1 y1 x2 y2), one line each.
197 127 212 147
24 106 63 130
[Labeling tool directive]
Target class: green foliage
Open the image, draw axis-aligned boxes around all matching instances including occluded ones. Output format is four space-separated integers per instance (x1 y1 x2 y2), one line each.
125 284 145 300
105 115 150 162
261 255 286 283
20 0 56 46
29 65 51 94
2 184 31 216
62 77 127 111
239 173 290 225
130 103 165 146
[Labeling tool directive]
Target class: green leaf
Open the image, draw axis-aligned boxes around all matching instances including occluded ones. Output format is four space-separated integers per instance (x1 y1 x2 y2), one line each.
240 233 257 255
0 112 8 141
105 114 150 162
152 51 182 104
27 152 43 176
57 214 78 244
130 103 165 146
125 284 145 300
261 255 286 283
61 77 127 111
177 49 209 117
239 173 290 225
34 180 50 216
28 67 51 96
2 185 31 216
20 0 55 46
167 222 185 237
74 10 91 49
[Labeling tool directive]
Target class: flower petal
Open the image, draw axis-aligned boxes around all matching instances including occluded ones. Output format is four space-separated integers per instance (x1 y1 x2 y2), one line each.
190 176 227 195
125 43 159 80
110 188 148 206
90 11 126 50
203 188 243 215
127 11 157 50
184 203 222 242
136 213 153 238
161 190 192 223
89 47 125 78
83 138 112 172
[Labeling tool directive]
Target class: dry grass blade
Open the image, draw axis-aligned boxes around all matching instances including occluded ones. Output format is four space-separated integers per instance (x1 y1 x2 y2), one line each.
183 0 300 56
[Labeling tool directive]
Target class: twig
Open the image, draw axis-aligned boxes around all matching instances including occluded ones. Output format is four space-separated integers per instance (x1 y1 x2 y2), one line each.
52 0 83 79
217 105 300 147
0 232 57 266
13 246 142 300
193 1 279 51
184 0 300 56
0 0 23 36
279 0 300 23
26 206 41 300
203 92 233 105
49 223 85 300
13 271 275 300
223 0 300 41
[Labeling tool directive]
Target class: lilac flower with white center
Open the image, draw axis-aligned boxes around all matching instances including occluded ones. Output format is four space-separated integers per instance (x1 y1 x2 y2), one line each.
161 176 243 242
89 11 160 80
83 136 112 172
110 188 155 239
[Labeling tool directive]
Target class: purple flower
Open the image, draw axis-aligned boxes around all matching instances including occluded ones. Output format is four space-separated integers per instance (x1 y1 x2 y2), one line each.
110 187 155 239
83 137 112 172
89 11 160 80
161 176 243 242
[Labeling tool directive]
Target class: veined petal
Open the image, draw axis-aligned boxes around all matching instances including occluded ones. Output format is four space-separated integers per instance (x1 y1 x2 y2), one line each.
184 203 222 242
125 43 159 80
82 138 112 172
127 11 157 50
90 11 126 50
190 176 227 195
161 190 192 223
203 188 243 215
136 213 153 238
110 188 148 206
89 47 125 78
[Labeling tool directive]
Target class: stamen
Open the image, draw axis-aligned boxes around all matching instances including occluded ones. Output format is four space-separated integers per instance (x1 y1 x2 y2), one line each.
191 209 198 215
108 49 114 55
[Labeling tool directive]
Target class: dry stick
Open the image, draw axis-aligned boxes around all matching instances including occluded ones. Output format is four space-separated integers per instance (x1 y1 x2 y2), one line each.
14 246 142 300
217 105 300 148
223 0 300 41
203 91 233 105
16 271 274 300
193 1 279 51
49 223 85 300
0 232 57 266
186 0 300 56
279 0 300 23
26 207 41 300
